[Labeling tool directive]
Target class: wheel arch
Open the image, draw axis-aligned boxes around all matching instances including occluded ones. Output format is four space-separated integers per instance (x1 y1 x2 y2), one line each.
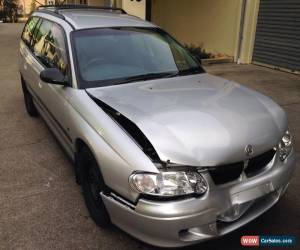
74 137 95 185
75 138 88 155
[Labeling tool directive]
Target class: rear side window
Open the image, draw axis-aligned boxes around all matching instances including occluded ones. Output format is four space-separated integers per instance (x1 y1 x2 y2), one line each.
31 19 68 75
21 16 39 46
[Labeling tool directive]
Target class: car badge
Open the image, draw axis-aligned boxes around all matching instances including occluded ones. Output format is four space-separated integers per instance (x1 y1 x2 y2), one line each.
245 144 254 157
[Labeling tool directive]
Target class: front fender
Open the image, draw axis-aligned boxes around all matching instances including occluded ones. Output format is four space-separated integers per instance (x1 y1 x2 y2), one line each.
65 89 159 202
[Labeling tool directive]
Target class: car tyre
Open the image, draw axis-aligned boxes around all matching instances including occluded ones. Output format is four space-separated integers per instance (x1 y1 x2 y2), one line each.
79 146 111 227
21 77 39 117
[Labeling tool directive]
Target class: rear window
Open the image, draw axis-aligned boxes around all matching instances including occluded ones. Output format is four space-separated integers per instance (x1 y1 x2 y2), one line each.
21 16 39 47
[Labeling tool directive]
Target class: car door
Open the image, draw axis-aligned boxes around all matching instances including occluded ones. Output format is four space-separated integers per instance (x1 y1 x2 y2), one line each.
29 18 73 155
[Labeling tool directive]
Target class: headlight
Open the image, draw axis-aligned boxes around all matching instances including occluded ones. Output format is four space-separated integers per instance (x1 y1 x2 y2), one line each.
278 130 293 161
129 171 208 197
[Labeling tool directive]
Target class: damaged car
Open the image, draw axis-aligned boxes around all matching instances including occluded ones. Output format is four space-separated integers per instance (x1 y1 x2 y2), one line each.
19 5 297 247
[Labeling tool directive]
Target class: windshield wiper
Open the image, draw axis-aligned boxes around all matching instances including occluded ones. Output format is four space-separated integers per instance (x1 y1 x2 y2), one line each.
108 68 203 86
112 72 180 85
178 67 203 76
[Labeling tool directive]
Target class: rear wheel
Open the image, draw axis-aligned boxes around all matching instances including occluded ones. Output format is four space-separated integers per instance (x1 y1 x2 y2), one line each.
21 77 38 117
79 146 111 227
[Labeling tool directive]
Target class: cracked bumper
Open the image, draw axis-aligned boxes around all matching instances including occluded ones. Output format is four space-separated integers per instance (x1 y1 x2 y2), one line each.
102 151 297 247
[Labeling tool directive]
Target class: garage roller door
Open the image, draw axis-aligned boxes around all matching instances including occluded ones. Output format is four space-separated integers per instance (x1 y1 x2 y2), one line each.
252 0 300 72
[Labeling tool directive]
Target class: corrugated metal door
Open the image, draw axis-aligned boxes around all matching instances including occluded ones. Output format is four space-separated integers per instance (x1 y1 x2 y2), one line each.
252 0 300 72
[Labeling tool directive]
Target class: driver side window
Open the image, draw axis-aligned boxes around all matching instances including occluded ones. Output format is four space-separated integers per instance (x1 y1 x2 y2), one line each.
31 19 69 76
45 23 69 76
21 16 39 47
32 19 53 67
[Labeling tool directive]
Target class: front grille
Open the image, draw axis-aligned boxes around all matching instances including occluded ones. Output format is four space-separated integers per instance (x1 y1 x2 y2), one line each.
208 162 244 185
208 149 276 185
245 149 276 177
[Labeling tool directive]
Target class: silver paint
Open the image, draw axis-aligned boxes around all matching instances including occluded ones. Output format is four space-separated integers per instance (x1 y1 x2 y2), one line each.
19 9 297 248
102 151 296 247
59 10 156 29
87 74 287 166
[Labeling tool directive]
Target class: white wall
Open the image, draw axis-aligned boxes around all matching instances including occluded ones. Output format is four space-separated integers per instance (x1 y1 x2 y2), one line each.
122 0 145 19
152 0 242 60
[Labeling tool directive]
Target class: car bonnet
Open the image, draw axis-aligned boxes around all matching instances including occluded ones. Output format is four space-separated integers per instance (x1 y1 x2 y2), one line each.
86 73 287 166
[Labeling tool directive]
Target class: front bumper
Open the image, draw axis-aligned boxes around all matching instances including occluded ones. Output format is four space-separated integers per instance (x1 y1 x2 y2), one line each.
102 151 297 247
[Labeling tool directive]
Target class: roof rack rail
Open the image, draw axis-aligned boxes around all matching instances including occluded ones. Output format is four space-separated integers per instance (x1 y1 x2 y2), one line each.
37 4 127 14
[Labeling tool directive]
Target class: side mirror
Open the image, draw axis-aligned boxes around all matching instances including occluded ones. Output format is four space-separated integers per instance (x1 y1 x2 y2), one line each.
40 68 68 86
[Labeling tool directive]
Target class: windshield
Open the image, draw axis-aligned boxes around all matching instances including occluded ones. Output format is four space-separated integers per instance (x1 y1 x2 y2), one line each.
72 27 204 88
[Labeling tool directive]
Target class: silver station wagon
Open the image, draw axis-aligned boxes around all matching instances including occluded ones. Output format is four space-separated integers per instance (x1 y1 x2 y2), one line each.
19 5 296 247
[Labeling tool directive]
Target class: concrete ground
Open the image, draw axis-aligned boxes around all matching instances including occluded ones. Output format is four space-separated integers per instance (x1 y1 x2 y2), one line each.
0 24 299 250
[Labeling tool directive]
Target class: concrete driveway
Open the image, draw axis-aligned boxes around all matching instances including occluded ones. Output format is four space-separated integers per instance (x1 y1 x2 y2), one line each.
0 23 299 250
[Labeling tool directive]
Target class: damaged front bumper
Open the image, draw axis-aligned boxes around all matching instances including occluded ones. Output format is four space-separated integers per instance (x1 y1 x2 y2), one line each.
101 150 297 248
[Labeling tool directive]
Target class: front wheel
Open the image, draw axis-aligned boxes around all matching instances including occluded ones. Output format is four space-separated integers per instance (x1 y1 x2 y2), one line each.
79 146 111 227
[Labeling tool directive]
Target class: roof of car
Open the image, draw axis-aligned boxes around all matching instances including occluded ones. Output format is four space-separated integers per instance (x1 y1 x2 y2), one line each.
60 10 156 29
36 6 157 30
